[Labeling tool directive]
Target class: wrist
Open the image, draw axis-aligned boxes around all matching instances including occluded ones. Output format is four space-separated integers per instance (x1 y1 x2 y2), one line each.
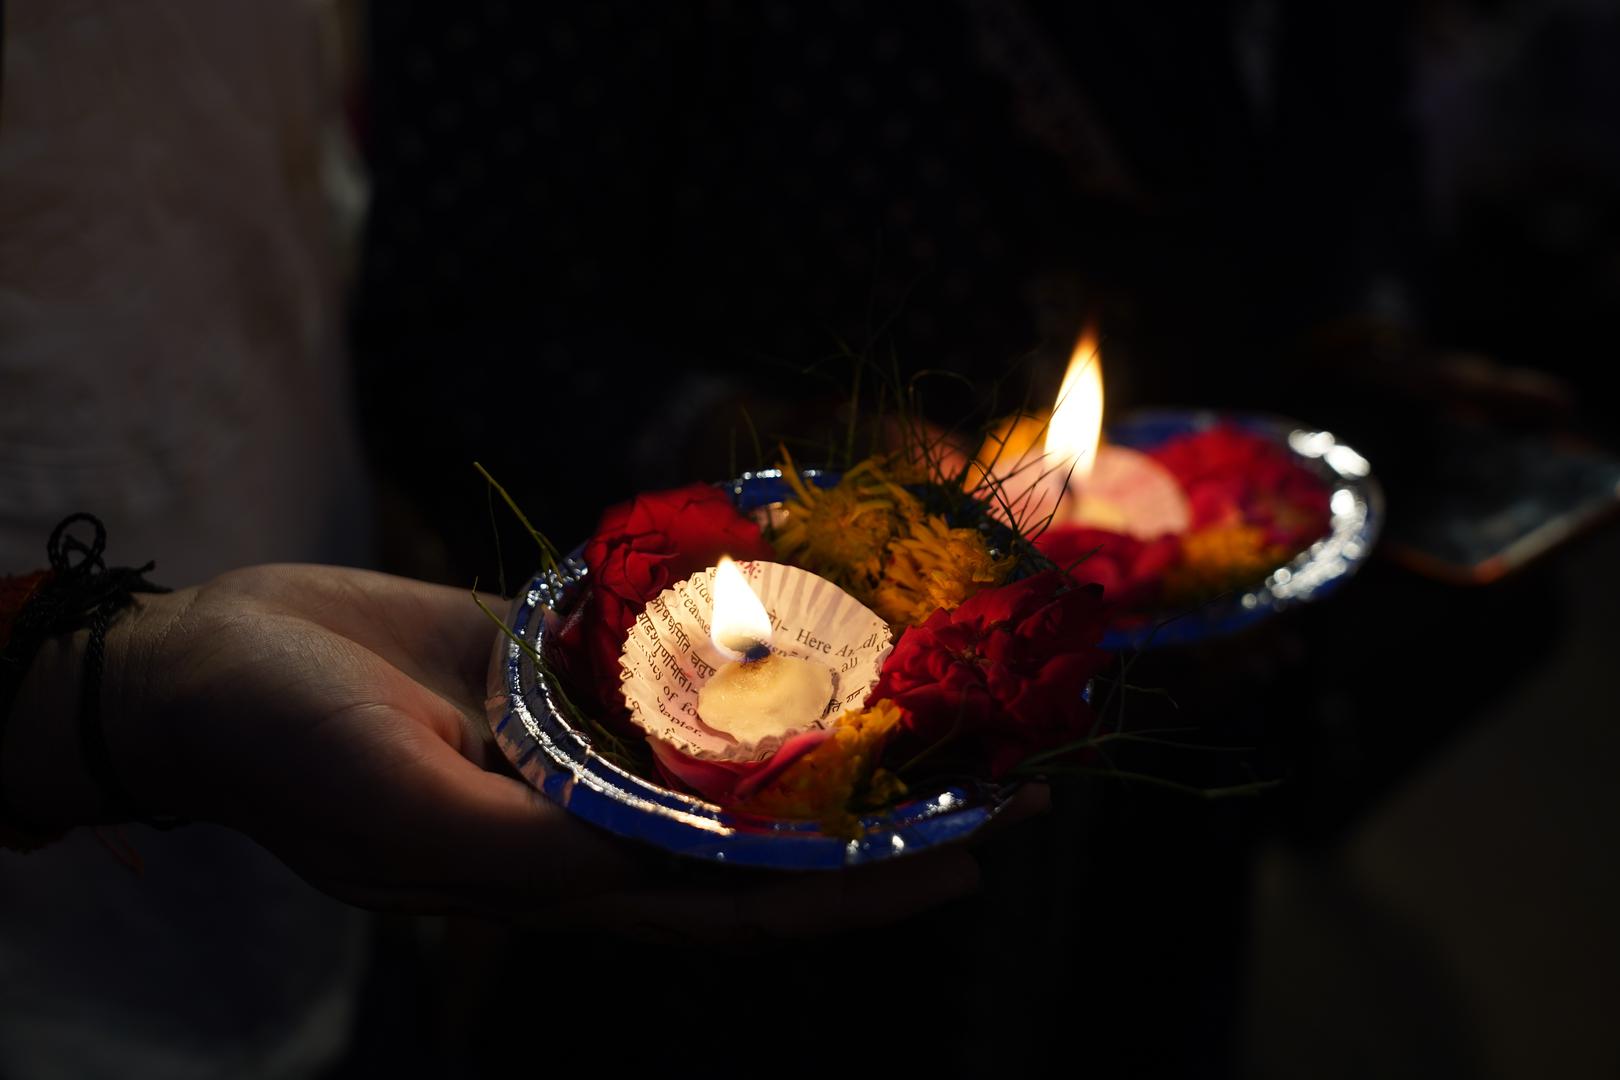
5 625 101 829
3 591 185 830
102 588 192 821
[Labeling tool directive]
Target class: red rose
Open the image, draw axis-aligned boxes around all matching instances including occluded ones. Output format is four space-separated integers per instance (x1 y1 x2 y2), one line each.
870 570 1110 777
1150 425 1331 550
550 484 774 729
1036 525 1180 610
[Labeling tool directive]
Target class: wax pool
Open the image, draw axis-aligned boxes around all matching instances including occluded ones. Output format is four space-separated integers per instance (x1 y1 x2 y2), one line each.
697 652 834 752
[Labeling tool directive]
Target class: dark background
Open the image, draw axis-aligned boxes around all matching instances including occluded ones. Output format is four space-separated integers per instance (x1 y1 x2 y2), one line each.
4 0 1617 1076
336 3 1620 1077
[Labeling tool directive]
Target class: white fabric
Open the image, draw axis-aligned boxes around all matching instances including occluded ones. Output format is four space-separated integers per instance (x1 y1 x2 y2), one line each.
1 3 372 1077
0 0 369 584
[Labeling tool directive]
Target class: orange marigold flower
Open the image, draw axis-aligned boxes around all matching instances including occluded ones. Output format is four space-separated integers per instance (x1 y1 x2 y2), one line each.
771 450 922 605
873 514 1016 628
1164 523 1286 601
737 700 909 836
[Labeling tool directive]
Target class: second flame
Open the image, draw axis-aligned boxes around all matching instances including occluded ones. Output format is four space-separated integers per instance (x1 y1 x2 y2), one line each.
1044 326 1105 484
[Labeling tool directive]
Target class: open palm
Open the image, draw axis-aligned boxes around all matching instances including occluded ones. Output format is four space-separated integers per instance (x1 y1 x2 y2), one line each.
98 565 992 937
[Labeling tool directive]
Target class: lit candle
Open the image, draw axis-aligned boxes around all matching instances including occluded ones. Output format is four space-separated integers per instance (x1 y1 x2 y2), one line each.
696 557 835 752
974 328 1105 528
977 326 1190 539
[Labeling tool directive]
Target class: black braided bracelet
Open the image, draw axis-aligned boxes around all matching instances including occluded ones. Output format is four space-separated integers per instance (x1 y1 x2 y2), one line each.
0 513 178 831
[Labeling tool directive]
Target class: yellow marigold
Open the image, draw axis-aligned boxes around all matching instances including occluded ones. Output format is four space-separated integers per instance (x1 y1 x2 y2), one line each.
872 514 1016 628
1164 523 1286 601
771 450 922 604
738 700 908 837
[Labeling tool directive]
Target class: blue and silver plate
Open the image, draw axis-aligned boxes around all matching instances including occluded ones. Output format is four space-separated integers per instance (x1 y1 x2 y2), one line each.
1098 411 1382 649
486 474 1011 871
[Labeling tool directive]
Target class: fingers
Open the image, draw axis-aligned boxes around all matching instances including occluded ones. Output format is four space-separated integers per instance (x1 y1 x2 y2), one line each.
214 566 549 781
384 581 512 766
358 714 1018 929
427 585 513 715
402 749 660 912
332 721 984 930
352 573 511 715
235 564 505 717
279 709 990 931
253 565 513 761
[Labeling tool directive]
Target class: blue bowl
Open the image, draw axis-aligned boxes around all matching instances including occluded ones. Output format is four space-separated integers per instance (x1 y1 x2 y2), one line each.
486 472 1011 871
1097 410 1382 649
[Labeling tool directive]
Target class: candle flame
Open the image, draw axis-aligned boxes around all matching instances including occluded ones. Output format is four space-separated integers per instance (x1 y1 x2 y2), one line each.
1044 326 1105 482
711 556 772 657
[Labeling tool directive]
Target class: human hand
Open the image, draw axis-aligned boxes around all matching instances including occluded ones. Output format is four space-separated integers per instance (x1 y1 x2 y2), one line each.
6 565 1021 936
